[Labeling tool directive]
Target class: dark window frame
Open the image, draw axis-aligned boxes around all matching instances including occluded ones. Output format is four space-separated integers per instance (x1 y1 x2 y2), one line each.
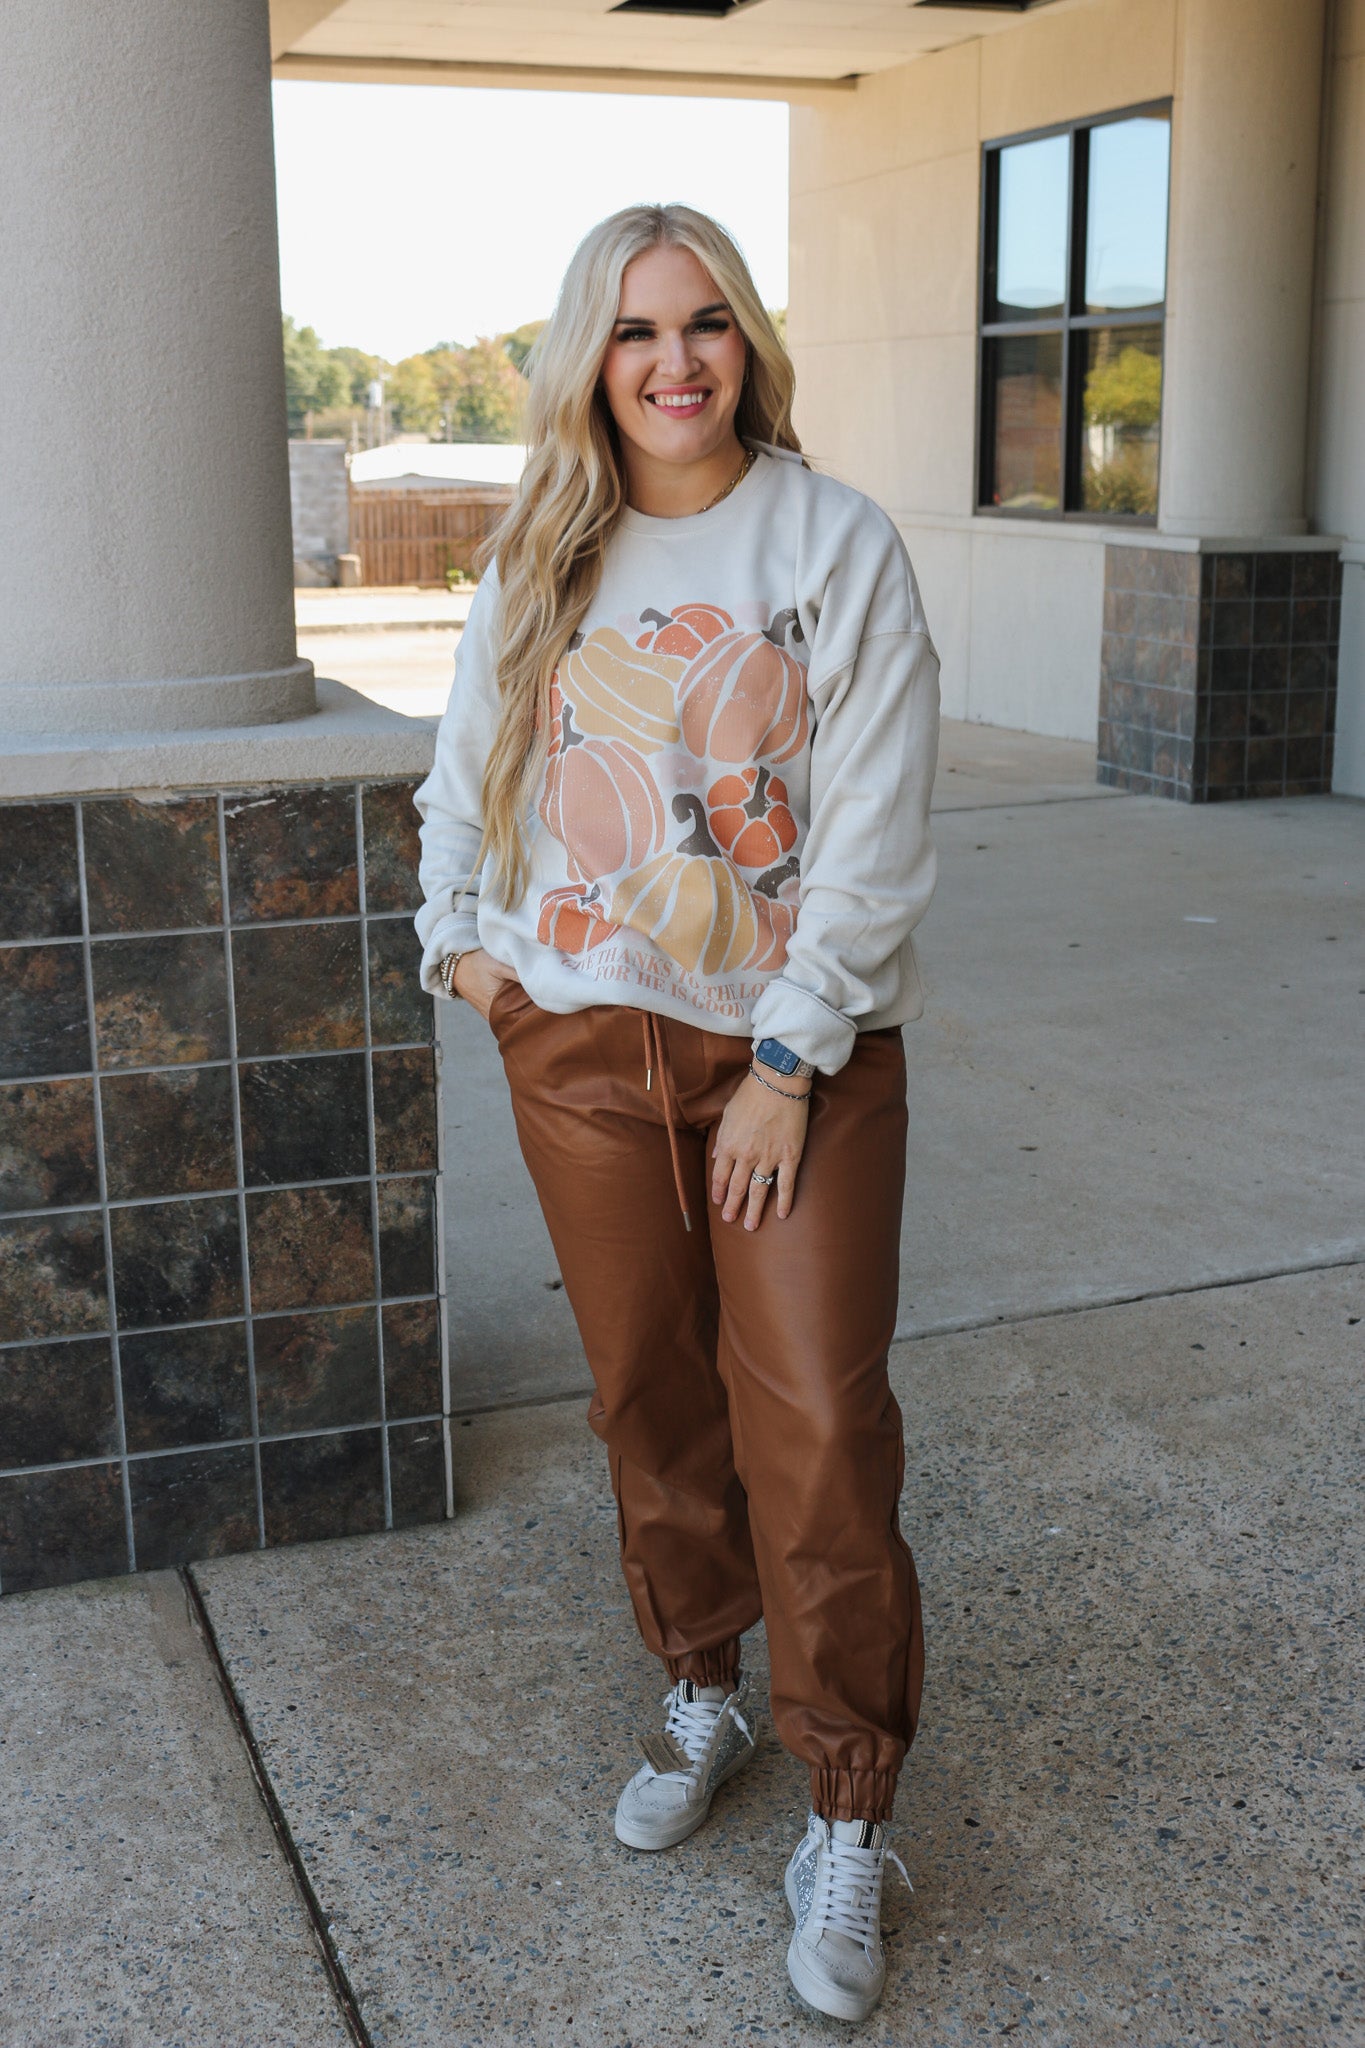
974 97 1174 525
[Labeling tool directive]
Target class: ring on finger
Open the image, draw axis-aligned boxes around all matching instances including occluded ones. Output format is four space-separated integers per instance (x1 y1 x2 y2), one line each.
750 1169 776 1187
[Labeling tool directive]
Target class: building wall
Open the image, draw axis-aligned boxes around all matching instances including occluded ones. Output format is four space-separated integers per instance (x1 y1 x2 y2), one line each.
288 439 350 587
788 0 1339 751
1313 0 1365 794
789 0 1179 739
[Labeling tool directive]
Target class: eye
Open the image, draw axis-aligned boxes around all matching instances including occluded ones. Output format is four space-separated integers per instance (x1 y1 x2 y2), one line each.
615 326 653 343
692 319 729 334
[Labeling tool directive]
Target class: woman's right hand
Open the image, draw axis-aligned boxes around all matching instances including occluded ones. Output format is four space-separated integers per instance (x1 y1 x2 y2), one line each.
452 948 521 1023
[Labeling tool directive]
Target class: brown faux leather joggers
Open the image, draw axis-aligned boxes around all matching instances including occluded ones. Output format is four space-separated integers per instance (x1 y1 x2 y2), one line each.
488 980 925 1823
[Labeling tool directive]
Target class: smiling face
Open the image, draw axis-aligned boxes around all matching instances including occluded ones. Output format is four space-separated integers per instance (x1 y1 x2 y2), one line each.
598 243 749 490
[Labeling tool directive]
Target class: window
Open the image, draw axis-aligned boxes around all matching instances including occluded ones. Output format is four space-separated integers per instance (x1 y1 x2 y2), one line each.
977 103 1171 521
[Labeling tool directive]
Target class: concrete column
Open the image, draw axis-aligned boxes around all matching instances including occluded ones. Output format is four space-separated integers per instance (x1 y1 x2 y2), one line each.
0 0 314 737
1159 0 1327 537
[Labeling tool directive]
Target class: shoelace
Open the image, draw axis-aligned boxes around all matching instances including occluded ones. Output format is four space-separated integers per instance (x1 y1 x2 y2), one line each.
659 1685 752 1773
810 1830 912 1949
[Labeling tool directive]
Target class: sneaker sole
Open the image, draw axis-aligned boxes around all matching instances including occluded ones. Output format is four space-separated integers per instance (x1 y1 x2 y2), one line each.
783 1865 884 2024
613 1740 755 1852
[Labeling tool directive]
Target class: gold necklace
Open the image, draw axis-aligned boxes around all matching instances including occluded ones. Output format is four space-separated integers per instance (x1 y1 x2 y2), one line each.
698 445 755 514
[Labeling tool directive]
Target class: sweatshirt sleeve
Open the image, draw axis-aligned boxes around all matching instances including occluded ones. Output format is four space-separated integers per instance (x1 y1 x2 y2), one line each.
747 533 941 1074
412 569 502 996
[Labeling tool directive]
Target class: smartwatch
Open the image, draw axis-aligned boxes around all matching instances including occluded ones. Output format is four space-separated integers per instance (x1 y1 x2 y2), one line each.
753 1036 816 1079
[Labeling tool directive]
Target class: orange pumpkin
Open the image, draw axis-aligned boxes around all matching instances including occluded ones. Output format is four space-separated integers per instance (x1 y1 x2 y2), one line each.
608 793 757 977
706 764 798 870
539 705 665 883
635 602 734 660
558 626 683 754
744 894 796 972
537 882 619 955
677 608 809 765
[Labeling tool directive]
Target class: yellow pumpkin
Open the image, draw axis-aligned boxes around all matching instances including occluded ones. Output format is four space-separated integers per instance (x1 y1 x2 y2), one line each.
607 793 757 976
558 627 683 755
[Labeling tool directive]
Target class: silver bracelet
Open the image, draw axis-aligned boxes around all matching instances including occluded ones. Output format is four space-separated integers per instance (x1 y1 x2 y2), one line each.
747 1060 812 1103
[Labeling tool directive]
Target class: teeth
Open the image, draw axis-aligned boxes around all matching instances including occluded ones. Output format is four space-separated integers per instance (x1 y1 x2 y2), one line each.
651 392 706 409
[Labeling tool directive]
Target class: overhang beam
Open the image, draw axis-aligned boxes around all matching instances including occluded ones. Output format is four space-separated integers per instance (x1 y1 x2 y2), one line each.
271 50 858 103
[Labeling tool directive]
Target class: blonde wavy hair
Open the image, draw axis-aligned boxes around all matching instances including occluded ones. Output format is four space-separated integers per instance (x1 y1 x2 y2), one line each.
472 201 802 911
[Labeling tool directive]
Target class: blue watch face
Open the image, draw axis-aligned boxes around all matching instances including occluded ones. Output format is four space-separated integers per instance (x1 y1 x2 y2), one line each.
754 1036 801 1076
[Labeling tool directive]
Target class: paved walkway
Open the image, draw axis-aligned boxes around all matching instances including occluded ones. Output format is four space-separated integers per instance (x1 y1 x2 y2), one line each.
4 736 1362 2047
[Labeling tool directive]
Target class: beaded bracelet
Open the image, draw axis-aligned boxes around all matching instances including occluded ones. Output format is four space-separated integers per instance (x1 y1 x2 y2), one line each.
748 1061 812 1103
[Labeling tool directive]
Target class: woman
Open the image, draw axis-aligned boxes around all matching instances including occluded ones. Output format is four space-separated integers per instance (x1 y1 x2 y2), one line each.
414 202 939 2025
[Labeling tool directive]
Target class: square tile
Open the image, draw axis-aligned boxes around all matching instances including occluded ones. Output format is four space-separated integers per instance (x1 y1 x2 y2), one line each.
377 1177 435 1300
1206 740 1246 791
382 1298 442 1419
1211 600 1253 649
110 1196 242 1330
1286 735 1327 783
253 1306 381 1435
1292 552 1335 599
1286 691 1328 739
1209 694 1248 741
0 1337 118 1467
1289 645 1329 693
82 798 222 934
0 1211 107 1343
92 934 229 1070
0 945 89 1082
1246 737 1286 787
389 1419 446 1528
1247 692 1288 740
232 922 365 1057
0 806 81 943
372 1048 438 1175
225 787 359 924
101 1067 236 1202
1212 555 1253 601
0 1079 99 1213
367 919 433 1048
1254 597 1291 646
1210 647 1251 692
362 783 424 913
119 1321 252 1453
1253 554 1293 599
246 1182 374 1313
260 1427 384 1546
0 1462 127 1592
1292 597 1332 644
129 1445 258 1570
1251 644 1291 692
239 1054 369 1188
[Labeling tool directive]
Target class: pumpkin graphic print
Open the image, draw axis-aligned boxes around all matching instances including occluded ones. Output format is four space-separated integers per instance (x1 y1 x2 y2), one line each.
536 602 807 979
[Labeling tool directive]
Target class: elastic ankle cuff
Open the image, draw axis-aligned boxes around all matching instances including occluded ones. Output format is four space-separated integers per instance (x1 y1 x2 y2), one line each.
663 1640 741 1691
811 1766 898 1824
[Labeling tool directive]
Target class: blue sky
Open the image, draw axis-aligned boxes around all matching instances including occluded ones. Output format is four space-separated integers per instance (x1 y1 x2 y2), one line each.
272 81 790 362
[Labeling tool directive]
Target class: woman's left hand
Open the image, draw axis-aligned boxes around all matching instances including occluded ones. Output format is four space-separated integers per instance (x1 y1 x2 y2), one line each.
711 1070 811 1230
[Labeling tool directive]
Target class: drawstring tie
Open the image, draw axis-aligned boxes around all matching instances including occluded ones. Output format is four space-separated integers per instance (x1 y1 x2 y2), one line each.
641 1011 691 1231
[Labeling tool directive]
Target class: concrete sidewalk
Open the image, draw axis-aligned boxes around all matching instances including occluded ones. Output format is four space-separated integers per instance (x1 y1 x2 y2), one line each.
3 736 1363 2047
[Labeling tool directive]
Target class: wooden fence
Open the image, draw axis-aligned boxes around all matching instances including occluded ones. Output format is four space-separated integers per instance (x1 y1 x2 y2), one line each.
348 485 514 586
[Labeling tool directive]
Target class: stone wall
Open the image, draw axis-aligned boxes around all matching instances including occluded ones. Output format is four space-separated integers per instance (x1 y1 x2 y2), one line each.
288 441 350 587
0 778 444 1593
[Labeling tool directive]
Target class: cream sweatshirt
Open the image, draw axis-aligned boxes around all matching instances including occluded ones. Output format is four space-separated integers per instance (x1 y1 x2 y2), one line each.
413 441 941 1075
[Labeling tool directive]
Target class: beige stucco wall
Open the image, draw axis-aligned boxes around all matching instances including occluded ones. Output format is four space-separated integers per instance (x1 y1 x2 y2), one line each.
1314 0 1365 794
789 0 1333 744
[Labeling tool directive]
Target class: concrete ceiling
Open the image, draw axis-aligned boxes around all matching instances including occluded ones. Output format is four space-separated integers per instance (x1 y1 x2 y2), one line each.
270 0 1099 101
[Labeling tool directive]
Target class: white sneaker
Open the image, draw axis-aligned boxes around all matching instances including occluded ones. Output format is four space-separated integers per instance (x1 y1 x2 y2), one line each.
784 1812 910 2023
613 1671 757 1851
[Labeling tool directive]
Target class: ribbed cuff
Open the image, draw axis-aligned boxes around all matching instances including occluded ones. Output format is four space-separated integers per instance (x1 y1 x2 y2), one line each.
663 1639 742 1692
810 1765 900 1824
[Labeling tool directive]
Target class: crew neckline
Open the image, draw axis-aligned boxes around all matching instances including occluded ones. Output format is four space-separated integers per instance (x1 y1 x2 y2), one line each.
617 440 772 537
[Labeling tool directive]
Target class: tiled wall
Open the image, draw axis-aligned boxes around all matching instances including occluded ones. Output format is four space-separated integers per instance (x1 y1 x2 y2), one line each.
1098 547 1341 801
0 780 444 1594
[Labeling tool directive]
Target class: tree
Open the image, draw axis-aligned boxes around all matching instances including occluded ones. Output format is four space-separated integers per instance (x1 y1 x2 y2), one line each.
282 316 350 435
502 319 547 373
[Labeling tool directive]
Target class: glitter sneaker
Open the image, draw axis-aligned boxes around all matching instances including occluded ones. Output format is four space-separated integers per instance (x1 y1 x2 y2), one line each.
613 1671 757 1851
784 1812 910 2023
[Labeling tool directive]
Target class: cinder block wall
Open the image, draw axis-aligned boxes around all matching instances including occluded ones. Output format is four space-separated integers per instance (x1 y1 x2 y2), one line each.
288 442 350 585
